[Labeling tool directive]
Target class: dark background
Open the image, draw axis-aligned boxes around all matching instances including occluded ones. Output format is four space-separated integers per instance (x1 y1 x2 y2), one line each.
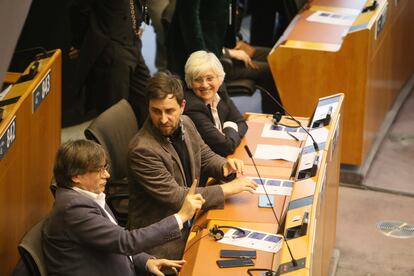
9 0 85 127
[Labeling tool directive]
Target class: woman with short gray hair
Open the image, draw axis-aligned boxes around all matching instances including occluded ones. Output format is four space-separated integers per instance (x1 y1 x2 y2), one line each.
183 50 247 157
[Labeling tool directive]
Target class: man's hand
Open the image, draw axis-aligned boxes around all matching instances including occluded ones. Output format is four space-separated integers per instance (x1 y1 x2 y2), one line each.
223 158 244 177
227 48 258 69
68 46 80 59
177 179 205 223
221 177 257 197
146 259 185 276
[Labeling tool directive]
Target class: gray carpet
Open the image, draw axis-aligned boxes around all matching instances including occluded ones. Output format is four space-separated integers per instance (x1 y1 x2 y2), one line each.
335 89 414 276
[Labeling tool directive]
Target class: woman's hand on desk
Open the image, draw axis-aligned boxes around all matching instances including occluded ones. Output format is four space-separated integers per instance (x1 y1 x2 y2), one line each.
221 177 257 197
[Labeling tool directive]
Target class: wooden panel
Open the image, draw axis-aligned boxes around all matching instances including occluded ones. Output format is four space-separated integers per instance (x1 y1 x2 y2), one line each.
0 50 61 275
321 114 342 275
286 10 349 45
268 0 414 166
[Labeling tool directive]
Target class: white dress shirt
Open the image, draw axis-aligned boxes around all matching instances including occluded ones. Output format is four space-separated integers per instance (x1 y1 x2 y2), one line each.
208 93 238 132
71 187 183 229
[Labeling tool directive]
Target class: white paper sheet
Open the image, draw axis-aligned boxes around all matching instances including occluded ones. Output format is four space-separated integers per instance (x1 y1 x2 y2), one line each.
248 177 293 196
261 123 307 141
305 127 329 147
297 151 323 172
297 152 316 171
312 102 338 123
254 144 301 162
218 227 283 253
306 10 358 26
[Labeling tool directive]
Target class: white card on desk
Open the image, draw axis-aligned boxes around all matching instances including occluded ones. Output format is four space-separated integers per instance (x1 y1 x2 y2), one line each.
254 144 300 162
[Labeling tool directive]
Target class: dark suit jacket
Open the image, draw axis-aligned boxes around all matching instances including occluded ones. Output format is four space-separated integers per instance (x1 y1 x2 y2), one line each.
166 0 237 76
127 115 227 258
184 88 247 156
69 0 145 112
43 187 181 276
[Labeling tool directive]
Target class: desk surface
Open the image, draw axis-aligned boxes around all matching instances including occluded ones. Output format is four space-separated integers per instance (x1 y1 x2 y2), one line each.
182 220 280 276
182 114 298 275
180 101 343 276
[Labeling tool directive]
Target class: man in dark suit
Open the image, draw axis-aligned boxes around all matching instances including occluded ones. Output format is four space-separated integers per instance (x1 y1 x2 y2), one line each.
183 51 247 156
127 71 257 260
43 139 204 275
68 0 150 126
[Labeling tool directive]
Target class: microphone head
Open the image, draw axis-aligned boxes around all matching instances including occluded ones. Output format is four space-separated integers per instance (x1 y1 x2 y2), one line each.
313 142 320 152
272 112 282 124
244 145 253 158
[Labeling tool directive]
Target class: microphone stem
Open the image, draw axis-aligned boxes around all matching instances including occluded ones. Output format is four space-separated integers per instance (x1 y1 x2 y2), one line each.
256 85 320 153
245 145 298 267
250 158 281 226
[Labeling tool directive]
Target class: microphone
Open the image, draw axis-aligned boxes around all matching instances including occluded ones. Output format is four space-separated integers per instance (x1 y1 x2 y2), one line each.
244 145 298 268
258 85 320 179
256 85 320 152
362 0 378 13
325 106 333 126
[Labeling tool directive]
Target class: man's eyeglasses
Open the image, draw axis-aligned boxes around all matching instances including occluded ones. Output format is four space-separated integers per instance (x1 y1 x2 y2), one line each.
91 162 110 174
193 75 217 84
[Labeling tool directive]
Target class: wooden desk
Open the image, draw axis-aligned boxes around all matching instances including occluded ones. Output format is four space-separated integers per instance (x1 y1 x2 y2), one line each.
181 96 343 275
181 221 279 276
268 0 414 168
0 50 61 275
236 115 300 169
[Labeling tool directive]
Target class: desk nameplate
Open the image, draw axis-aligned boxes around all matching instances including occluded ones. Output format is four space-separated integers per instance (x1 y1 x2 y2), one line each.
0 116 16 161
32 69 51 113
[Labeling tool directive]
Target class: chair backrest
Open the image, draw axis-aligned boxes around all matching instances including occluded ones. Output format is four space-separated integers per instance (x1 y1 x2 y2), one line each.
219 57 257 97
18 218 47 276
84 99 138 180
225 79 257 97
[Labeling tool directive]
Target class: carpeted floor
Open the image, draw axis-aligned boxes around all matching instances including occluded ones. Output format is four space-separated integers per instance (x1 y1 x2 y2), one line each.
335 89 414 276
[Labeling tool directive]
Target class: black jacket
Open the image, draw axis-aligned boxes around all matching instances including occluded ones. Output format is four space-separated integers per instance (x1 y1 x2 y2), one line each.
184 87 247 156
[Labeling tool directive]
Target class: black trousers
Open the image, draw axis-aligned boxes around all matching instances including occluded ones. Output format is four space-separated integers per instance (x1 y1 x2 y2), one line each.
249 0 293 47
224 46 284 114
88 38 150 127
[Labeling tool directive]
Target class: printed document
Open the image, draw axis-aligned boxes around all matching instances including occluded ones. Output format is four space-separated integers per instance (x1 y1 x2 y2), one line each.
218 227 283 253
254 144 301 162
